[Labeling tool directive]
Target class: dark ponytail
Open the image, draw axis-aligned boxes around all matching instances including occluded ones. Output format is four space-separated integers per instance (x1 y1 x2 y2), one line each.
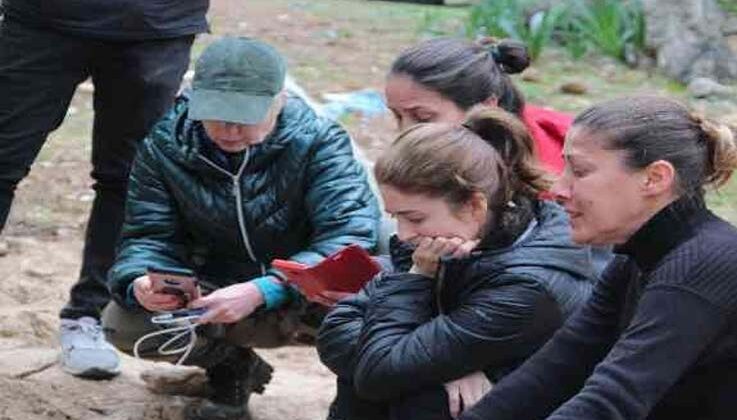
464 107 552 201
692 114 737 188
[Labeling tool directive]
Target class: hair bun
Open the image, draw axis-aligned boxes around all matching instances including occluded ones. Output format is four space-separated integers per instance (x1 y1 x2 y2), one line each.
477 38 530 75
692 112 737 188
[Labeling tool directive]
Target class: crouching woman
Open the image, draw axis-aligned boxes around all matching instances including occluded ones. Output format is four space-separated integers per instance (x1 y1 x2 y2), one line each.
317 108 598 420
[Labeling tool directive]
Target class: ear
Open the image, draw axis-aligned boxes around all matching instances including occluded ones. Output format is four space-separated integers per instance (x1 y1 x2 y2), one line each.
641 160 676 197
466 192 489 224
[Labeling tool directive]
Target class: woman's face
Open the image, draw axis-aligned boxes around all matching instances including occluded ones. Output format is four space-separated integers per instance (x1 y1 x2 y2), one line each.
385 74 467 131
379 184 486 245
551 128 657 246
201 93 284 153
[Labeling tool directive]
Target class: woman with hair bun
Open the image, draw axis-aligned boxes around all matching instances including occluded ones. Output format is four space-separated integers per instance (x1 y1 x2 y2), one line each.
317 108 597 420
386 37 571 173
461 96 737 420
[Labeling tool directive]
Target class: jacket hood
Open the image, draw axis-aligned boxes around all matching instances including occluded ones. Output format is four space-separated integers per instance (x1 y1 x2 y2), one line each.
437 200 596 317
468 200 596 280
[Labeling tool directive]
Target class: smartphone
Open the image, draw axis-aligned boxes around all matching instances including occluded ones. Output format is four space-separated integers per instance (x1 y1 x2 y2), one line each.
147 266 199 303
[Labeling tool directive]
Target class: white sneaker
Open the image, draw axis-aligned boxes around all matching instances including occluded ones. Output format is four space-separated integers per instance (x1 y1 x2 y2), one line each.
60 316 121 379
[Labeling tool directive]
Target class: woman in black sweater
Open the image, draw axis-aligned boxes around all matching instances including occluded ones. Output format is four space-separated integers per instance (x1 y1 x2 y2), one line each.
461 95 737 420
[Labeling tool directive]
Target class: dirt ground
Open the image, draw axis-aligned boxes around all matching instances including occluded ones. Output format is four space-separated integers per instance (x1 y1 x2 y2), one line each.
0 1 403 418
1 1 736 419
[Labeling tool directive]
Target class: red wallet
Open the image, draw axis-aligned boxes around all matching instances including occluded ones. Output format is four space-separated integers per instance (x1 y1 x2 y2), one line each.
271 245 381 300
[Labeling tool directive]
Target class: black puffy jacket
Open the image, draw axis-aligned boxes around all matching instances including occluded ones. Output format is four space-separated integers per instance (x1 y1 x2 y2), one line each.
317 201 597 420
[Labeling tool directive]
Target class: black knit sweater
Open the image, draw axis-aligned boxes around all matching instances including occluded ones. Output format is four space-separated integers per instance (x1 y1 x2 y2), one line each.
461 197 737 420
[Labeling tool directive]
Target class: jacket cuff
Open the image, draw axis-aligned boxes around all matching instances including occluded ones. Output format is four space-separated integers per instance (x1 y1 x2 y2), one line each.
252 275 290 310
125 282 142 310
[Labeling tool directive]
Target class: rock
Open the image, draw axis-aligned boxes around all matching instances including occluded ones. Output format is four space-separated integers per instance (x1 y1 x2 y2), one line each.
687 77 734 98
22 263 55 278
643 0 737 83
0 240 9 257
521 67 542 83
141 366 209 397
728 35 737 55
0 348 58 378
724 16 737 36
560 81 588 95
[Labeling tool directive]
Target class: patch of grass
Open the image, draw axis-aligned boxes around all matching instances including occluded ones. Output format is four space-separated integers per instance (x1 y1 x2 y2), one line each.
515 48 679 113
718 0 737 16
285 0 467 25
708 177 737 225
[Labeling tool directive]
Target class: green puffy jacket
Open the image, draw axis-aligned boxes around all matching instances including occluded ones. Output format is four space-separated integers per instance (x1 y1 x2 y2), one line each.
108 94 381 308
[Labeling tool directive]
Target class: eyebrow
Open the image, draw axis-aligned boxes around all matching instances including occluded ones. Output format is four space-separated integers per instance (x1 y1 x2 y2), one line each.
390 209 421 216
392 105 431 113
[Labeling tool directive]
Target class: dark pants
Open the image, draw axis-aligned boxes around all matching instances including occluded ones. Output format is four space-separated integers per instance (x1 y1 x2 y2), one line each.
0 19 194 320
328 378 451 420
102 302 303 368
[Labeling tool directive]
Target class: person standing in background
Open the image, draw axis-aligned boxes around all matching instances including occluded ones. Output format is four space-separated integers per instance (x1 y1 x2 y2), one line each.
0 0 209 379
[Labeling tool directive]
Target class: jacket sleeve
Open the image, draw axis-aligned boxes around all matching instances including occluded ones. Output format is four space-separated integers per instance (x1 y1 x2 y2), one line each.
544 287 726 420
352 271 565 400
460 258 633 420
107 138 189 308
316 282 373 378
288 120 380 266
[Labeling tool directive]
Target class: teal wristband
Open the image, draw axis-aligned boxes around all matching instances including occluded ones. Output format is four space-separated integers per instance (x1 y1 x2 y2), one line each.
252 275 290 310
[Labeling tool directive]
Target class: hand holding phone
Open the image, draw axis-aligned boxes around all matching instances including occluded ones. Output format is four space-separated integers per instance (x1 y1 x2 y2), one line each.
133 267 200 312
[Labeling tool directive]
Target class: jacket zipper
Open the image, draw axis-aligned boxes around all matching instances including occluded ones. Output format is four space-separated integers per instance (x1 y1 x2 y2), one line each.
435 261 447 314
197 150 264 272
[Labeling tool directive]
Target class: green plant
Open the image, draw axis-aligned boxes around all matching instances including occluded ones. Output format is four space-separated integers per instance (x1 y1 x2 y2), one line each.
563 0 645 61
465 0 647 63
718 0 737 16
466 0 564 61
466 0 525 41
525 4 567 61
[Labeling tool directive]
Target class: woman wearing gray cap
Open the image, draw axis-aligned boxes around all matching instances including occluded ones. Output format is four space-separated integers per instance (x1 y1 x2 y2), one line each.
102 36 381 420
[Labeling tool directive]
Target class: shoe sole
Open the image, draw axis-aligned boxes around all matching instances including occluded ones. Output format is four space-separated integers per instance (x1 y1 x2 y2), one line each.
62 365 121 380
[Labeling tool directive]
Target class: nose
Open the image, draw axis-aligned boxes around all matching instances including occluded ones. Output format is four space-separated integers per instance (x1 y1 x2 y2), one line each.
396 221 416 243
550 173 571 205
222 123 243 139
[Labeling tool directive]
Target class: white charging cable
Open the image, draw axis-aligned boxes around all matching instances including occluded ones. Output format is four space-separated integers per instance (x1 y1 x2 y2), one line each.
133 312 203 365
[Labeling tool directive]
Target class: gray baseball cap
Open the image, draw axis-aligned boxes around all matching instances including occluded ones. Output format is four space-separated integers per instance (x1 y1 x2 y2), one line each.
189 37 287 125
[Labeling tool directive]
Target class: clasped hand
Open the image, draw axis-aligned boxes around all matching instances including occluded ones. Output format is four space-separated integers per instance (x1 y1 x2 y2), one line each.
410 236 480 277
444 371 492 418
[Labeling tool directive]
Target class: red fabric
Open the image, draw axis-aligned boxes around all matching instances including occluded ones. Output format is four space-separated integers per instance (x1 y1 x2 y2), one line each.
522 104 572 174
